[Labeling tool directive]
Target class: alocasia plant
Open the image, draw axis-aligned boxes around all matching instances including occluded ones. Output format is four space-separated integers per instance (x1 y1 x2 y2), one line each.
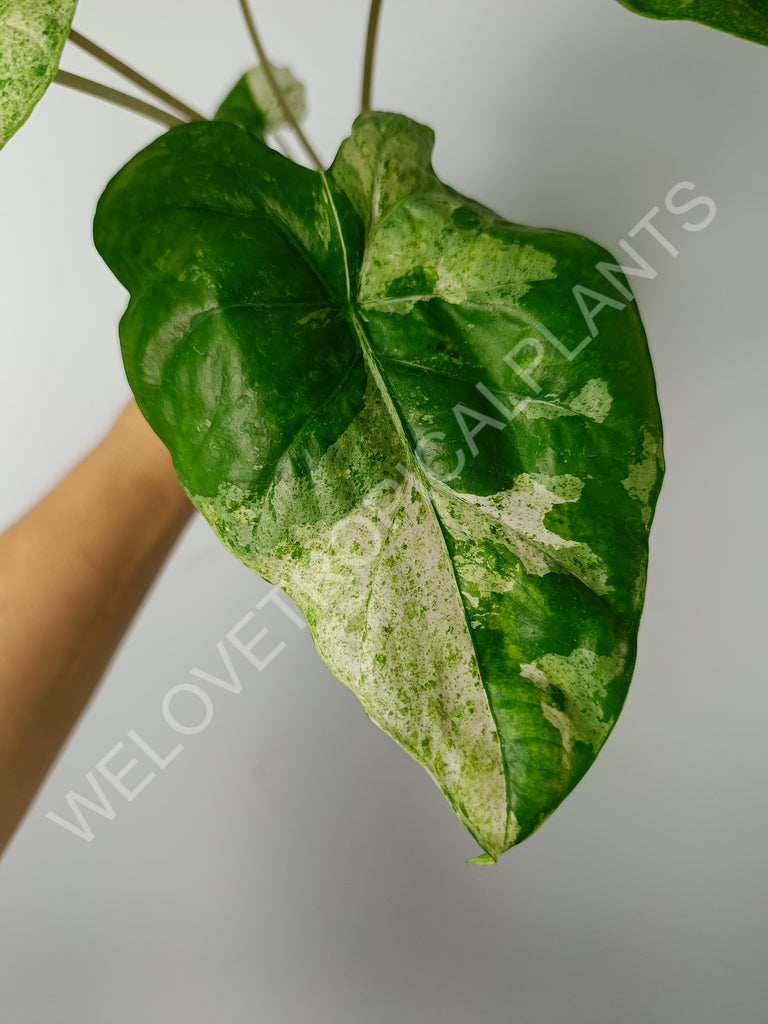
616 0 768 46
1 1 668 859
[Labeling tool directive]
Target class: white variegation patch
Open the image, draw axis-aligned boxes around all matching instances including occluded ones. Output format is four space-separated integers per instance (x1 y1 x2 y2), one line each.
520 662 548 688
541 705 575 767
524 646 625 768
433 472 611 595
519 379 612 424
360 197 557 316
623 427 662 526
569 378 613 423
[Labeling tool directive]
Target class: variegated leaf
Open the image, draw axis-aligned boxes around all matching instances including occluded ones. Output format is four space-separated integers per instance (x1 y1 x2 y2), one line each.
0 0 77 149
93 112 664 860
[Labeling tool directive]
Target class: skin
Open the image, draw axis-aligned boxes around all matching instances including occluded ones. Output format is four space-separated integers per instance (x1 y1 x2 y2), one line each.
0 400 192 857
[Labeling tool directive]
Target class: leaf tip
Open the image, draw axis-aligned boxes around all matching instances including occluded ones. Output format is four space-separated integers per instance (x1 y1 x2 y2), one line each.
466 851 498 866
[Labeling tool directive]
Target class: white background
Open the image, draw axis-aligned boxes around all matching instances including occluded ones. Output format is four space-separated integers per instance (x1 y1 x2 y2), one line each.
1 1 767 1021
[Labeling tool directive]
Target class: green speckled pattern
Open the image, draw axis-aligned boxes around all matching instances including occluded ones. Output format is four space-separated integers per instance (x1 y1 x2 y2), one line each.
0 0 77 149
617 0 768 45
94 112 664 860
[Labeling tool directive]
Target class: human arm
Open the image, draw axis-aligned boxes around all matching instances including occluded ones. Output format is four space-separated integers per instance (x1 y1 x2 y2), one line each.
0 401 193 856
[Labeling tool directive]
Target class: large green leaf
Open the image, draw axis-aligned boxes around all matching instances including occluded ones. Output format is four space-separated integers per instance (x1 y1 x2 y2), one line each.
0 0 77 149
615 0 768 46
94 112 663 860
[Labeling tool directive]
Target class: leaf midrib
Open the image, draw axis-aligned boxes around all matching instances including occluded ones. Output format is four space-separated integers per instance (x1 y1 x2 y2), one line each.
345 304 514 852
321 161 528 849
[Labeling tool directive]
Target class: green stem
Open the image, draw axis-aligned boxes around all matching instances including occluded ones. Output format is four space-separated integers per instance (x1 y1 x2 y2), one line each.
361 0 383 112
237 0 323 171
67 29 204 122
55 71 185 129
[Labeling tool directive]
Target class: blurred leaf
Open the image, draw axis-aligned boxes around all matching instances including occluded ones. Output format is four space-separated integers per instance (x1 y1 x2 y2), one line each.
616 0 768 46
0 0 78 149
215 64 305 139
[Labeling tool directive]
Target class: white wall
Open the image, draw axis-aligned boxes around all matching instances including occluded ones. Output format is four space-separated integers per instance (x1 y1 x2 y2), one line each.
1 1 766 1021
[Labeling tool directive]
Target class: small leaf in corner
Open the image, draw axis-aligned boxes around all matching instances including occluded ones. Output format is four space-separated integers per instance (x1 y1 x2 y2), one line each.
0 0 78 149
615 0 768 47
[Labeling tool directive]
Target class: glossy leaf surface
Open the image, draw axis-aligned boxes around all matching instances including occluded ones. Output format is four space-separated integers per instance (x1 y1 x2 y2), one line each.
616 0 768 45
0 0 77 148
94 112 664 859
